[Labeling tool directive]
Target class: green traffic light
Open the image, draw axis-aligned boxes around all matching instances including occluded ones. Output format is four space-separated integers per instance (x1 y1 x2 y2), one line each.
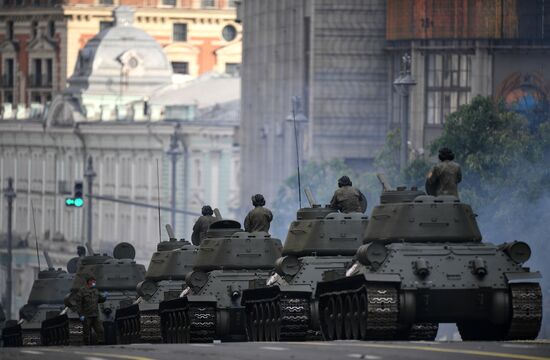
65 198 75 206
74 198 84 207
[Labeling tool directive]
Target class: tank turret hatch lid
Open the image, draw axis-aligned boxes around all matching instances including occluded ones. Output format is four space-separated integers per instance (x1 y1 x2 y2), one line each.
157 239 190 252
37 268 67 279
206 219 242 238
113 242 136 260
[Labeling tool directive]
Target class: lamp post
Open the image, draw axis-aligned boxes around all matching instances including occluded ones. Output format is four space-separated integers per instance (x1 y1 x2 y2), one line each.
84 156 96 249
393 53 416 171
285 96 308 208
4 177 15 319
166 129 182 229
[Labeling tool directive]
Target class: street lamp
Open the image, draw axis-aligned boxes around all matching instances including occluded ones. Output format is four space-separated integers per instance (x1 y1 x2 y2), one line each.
166 128 182 230
4 177 15 319
285 96 308 208
84 156 96 249
393 53 416 171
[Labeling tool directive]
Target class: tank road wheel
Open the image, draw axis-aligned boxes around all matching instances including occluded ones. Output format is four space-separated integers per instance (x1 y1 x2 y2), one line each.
323 296 337 340
358 292 368 340
245 304 255 342
259 302 267 341
263 302 272 341
350 293 361 340
343 294 354 339
335 295 345 339
169 312 177 343
250 304 259 341
271 301 280 341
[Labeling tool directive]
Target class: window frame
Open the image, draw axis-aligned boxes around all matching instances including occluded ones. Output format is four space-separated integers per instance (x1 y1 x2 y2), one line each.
171 61 189 75
172 23 188 42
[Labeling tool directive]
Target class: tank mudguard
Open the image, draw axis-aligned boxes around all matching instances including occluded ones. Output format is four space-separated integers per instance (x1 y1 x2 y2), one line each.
241 285 281 304
158 297 188 312
187 295 217 304
278 284 313 294
363 273 401 283
505 271 542 283
115 304 139 321
316 273 402 297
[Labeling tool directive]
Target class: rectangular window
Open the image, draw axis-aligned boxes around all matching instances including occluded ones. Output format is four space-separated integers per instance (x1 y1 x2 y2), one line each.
162 0 176 5
6 21 14 41
99 0 113 4
171 61 189 74
32 58 42 87
100 21 113 32
425 54 471 125
225 62 240 75
201 0 216 7
4 58 14 87
227 0 236 7
46 58 53 86
173 23 187 41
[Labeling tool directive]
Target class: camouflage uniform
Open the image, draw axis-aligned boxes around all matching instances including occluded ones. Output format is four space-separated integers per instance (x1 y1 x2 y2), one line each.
244 207 273 233
191 215 217 245
330 186 367 213
426 160 462 197
73 287 106 344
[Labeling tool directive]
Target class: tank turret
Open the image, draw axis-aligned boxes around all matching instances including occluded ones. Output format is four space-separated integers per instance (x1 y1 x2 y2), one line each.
315 177 543 342
116 225 197 344
241 187 368 341
41 243 146 346
159 218 283 343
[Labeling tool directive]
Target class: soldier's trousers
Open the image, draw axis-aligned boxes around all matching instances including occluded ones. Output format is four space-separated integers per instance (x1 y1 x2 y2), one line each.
83 316 104 345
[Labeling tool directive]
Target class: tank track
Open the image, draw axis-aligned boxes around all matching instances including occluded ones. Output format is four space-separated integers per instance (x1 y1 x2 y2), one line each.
21 329 42 346
506 283 542 340
319 283 399 340
245 294 318 342
188 303 216 343
68 318 84 345
140 311 162 343
117 312 141 344
407 323 439 341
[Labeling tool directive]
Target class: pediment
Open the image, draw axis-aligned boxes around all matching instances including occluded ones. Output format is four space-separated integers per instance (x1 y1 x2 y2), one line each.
28 35 57 52
163 42 200 56
0 40 19 53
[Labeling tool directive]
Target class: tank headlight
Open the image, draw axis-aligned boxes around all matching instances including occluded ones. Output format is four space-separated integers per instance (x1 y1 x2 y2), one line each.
413 258 430 278
185 270 209 289
501 241 531 264
472 257 487 277
137 279 159 299
356 242 388 268
102 307 112 316
274 256 300 276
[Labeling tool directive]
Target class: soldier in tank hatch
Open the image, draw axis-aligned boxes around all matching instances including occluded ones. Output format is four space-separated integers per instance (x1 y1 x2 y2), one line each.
244 194 273 233
192 205 218 245
330 176 367 213
425 147 462 197
74 276 107 345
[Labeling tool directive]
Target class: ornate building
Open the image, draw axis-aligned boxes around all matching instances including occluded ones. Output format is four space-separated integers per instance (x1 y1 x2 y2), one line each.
0 0 241 109
0 6 240 319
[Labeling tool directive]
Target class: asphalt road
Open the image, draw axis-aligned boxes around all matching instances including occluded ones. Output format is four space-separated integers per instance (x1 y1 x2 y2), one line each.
2 341 550 360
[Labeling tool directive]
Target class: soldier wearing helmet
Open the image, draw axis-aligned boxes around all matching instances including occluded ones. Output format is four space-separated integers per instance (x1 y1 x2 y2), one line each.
192 205 217 245
244 194 273 233
330 176 367 213
74 276 107 345
426 147 462 197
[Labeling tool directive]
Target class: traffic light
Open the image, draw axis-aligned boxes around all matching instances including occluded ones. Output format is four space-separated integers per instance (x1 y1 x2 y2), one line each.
65 181 84 207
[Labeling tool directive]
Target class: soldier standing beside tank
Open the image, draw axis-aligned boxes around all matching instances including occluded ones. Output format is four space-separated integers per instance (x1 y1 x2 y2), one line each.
244 194 273 233
330 176 367 213
191 205 217 245
74 276 107 345
425 147 462 197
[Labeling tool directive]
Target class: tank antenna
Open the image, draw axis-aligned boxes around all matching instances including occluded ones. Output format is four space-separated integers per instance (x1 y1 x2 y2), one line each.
291 96 302 208
30 199 41 271
156 158 162 244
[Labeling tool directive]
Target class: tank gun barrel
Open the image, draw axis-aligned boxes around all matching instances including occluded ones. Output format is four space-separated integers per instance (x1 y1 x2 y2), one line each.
43 250 53 269
214 208 222 219
304 187 319 207
165 224 177 241
376 173 393 191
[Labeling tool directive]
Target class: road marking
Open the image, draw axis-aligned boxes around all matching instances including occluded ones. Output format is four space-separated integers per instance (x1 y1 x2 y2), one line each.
40 348 156 360
294 342 550 360
85 357 108 360
261 346 288 351
501 344 537 349
348 354 381 359
190 343 214 347
20 350 44 355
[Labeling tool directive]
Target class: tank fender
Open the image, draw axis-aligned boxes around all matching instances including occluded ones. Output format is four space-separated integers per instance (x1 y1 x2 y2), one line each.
399 291 416 324
158 297 188 312
187 295 217 304
363 273 401 283
505 271 541 283
491 290 510 325
241 286 281 304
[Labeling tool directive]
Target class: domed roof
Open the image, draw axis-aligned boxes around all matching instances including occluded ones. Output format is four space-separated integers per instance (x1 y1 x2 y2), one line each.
68 6 173 97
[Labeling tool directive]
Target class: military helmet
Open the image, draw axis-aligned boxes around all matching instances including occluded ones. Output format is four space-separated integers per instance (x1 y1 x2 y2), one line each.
338 175 352 188
438 147 455 161
252 194 266 207
202 205 214 216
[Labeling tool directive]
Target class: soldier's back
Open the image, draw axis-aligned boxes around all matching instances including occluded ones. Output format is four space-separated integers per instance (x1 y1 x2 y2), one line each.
331 186 365 213
433 160 461 196
244 207 273 233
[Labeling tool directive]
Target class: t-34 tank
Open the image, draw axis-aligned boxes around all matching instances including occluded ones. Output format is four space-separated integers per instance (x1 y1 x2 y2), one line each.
159 219 283 343
1 252 75 347
41 242 146 345
241 189 368 341
116 225 196 344
315 180 543 341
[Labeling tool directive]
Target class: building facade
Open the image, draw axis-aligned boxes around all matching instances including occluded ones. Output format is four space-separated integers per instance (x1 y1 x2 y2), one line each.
239 0 389 205
0 0 241 109
0 6 240 319
386 0 550 153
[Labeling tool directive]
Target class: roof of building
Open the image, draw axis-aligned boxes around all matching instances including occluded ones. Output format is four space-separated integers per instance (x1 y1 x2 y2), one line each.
68 6 173 97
